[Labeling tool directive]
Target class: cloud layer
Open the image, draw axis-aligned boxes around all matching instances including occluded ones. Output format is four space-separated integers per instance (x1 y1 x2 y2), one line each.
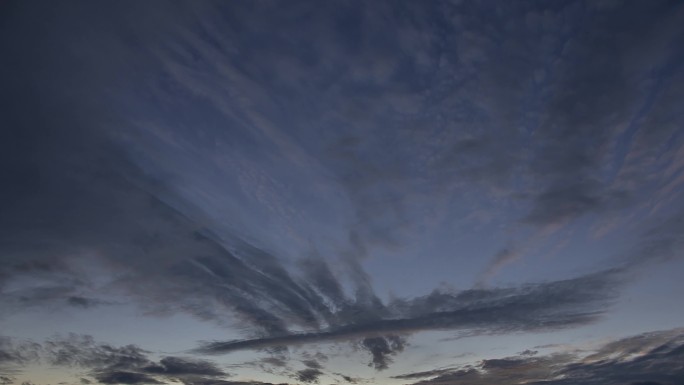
395 328 684 385
1 0 684 384
4 328 684 385
195 270 620 359
1 334 233 385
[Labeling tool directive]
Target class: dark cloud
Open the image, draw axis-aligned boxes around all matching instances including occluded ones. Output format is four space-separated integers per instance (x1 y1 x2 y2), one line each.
392 369 453 380
42 335 164 384
1 334 234 385
301 352 328 364
400 328 684 385
295 368 323 383
142 357 226 377
335 374 357 384
44 334 150 371
66 296 113 309
481 357 529 370
94 371 162 385
298 257 347 313
360 335 406 371
195 269 619 360
258 357 288 368
176 379 293 385
301 360 323 370
0 337 41 375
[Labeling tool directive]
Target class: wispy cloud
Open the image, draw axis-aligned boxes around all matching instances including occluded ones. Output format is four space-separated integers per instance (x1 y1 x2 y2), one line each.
0 337 41 376
195 269 621 366
1 334 236 385
396 328 684 385
0 95 627 371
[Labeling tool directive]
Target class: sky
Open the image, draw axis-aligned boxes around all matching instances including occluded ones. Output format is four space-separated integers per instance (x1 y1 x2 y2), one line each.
1 1 684 384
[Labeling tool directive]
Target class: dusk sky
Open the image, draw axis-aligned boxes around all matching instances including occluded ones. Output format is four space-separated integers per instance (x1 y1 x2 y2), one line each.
2 1 684 384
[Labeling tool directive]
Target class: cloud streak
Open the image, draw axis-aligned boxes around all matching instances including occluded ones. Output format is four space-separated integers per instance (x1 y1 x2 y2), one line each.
195 270 620 359
396 328 684 385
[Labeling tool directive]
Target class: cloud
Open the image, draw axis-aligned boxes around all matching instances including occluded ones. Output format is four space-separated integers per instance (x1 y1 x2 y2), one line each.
298 257 347 312
1 334 234 385
513 2 679 229
0 75 406 341
195 269 620 362
66 296 114 309
0 337 41 375
2 2 684 383
258 357 288 368
463 0 684 274
0 84 356 336
180 381 289 385
392 369 453 380
295 369 323 383
0 92 626 372
300 360 323 370
398 328 684 385
476 246 524 286
142 357 226 377
360 335 406 371
335 373 358 384
44 334 151 371
94 371 162 385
